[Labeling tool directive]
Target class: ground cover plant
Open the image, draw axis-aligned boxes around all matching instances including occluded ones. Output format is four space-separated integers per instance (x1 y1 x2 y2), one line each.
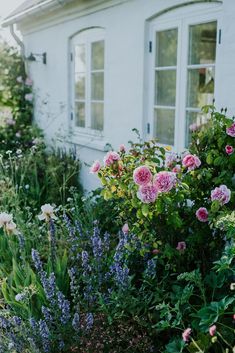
0 106 234 352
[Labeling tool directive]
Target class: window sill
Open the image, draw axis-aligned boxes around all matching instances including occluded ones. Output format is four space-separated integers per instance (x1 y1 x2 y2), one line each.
66 129 108 151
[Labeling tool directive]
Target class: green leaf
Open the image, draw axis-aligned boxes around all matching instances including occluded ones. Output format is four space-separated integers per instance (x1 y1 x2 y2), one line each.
165 338 185 353
142 204 149 217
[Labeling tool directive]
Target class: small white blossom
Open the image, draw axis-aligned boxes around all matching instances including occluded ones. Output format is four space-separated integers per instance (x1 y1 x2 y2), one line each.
38 204 57 221
0 212 13 227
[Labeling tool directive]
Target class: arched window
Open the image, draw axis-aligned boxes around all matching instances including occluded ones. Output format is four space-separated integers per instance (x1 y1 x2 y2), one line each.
147 3 221 150
71 28 105 132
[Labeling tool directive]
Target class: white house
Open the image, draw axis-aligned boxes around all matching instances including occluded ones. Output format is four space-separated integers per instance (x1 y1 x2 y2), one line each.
2 0 235 190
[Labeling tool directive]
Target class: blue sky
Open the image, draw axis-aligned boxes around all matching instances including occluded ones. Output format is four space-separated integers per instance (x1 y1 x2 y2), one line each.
0 0 23 43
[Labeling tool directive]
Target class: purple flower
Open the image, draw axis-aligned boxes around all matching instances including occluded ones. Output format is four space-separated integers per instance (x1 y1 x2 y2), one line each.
85 313 94 331
72 313 80 332
57 291 70 325
39 319 50 352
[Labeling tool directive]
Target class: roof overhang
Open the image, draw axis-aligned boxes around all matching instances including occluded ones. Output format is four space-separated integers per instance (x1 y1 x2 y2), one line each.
2 0 73 27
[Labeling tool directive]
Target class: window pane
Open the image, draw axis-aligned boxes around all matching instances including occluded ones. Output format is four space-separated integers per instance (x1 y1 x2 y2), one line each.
154 108 175 145
91 102 103 130
91 40 104 70
91 72 104 100
187 67 215 108
75 75 85 100
185 111 209 147
188 22 217 65
75 44 86 73
75 102 85 127
155 29 178 67
155 70 176 106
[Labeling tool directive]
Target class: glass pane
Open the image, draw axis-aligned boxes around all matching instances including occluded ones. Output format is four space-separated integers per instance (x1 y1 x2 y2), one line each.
91 40 104 70
75 102 85 128
154 108 175 145
75 75 85 100
188 22 217 65
155 29 178 67
187 67 215 108
155 70 176 106
75 44 86 73
91 102 103 130
185 111 209 147
91 72 104 100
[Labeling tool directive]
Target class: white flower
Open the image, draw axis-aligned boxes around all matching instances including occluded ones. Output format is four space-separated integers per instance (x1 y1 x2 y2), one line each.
0 212 13 227
38 204 57 221
5 221 19 235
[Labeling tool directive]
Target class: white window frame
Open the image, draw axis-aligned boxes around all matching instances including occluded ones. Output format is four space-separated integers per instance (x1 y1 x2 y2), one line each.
70 28 105 139
147 6 221 152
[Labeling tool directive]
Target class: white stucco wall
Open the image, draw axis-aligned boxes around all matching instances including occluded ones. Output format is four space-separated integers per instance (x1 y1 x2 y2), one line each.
16 0 235 191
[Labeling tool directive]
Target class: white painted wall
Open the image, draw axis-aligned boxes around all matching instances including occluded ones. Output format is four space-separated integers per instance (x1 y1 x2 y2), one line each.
16 0 235 191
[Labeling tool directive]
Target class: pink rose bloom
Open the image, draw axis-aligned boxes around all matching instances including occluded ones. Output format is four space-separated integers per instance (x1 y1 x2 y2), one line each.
25 93 33 102
176 241 186 251
172 164 181 173
119 144 126 152
137 183 158 203
226 122 235 137
225 145 234 155
211 185 231 205
165 152 178 168
196 207 209 222
90 160 101 174
25 78 33 86
122 223 129 234
133 166 152 186
209 325 216 336
153 171 176 192
103 151 120 166
182 154 201 170
182 328 192 342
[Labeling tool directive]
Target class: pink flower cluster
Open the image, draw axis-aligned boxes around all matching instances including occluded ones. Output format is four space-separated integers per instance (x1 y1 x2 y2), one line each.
226 122 235 137
154 171 176 193
225 145 234 155
196 207 209 222
182 154 201 171
211 184 231 205
103 151 120 166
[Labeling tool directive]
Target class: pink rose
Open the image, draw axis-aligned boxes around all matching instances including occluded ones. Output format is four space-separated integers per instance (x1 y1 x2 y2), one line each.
182 154 201 170
182 328 192 342
137 183 158 203
196 207 209 222
103 151 120 167
209 325 216 336
176 241 186 251
133 166 152 186
90 160 101 174
211 185 231 205
153 171 176 192
172 164 181 173
226 122 235 137
225 145 234 155
119 144 126 152
122 223 129 234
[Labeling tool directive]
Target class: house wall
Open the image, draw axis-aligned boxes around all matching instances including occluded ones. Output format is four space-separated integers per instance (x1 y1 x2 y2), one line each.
17 0 234 191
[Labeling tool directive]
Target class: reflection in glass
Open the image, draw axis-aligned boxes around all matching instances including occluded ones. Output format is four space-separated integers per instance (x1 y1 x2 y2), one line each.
75 44 86 73
155 70 176 106
187 67 215 108
185 111 209 147
155 29 178 67
91 102 104 130
154 108 175 145
91 73 104 100
91 40 104 70
75 75 85 100
75 102 85 127
188 22 217 65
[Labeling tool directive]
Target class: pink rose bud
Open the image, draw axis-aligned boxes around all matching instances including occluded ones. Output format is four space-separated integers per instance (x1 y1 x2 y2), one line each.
152 249 160 255
133 166 152 186
211 185 231 205
122 223 129 234
182 154 201 171
209 325 216 336
103 151 120 166
172 164 181 173
182 328 192 342
90 160 101 174
119 144 126 152
196 207 209 222
233 314 235 321
226 122 235 137
176 241 186 251
225 145 234 155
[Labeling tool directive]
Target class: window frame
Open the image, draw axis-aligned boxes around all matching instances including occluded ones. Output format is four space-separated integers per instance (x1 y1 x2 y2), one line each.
70 28 105 137
147 8 221 152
